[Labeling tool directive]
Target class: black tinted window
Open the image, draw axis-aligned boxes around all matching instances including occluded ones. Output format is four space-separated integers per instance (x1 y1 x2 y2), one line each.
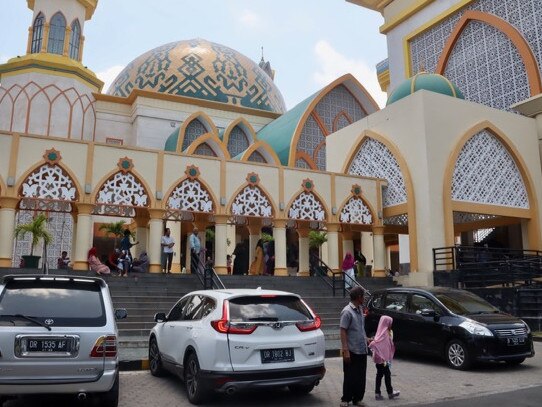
184 295 204 321
383 293 408 312
168 296 189 321
0 280 105 327
410 294 440 314
229 295 312 322
201 297 216 318
370 293 384 309
435 291 498 316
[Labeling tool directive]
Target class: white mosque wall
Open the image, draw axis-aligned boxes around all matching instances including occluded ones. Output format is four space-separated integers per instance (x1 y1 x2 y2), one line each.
33 0 87 28
0 133 11 182
327 90 542 274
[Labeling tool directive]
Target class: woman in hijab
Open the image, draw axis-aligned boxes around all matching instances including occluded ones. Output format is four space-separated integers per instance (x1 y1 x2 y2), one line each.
342 252 356 289
88 247 110 275
368 315 400 400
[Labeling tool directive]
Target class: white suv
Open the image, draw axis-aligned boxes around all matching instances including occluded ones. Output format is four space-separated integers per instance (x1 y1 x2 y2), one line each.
0 275 127 406
149 288 326 404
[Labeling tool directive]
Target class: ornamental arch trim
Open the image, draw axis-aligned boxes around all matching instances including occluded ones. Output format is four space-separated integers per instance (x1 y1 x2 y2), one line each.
227 180 277 219
239 141 281 166
175 111 218 153
92 168 153 210
338 194 376 225
164 174 217 215
436 10 542 95
286 188 329 222
185 133 230 159
223 118 257 154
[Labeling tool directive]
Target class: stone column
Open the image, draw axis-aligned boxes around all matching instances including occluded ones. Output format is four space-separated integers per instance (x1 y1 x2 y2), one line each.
273 220 287 276
0 197 19 267
297 228 310 277
214 215 229 275
72 203 95 270
326 223 341 273
148 209 165 273
372 225 386 277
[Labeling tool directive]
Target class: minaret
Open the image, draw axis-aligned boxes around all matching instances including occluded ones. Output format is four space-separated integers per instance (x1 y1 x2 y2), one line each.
0 0 103 139
258 47 275 81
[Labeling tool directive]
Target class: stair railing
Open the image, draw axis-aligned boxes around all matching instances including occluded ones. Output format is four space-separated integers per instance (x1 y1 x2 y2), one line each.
192 251 226 290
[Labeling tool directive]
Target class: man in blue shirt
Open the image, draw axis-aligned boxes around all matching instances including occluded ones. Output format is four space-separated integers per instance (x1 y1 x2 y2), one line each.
189 228 201 274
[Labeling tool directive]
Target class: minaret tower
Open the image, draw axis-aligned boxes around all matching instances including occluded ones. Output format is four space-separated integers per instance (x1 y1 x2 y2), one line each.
0 0 103 139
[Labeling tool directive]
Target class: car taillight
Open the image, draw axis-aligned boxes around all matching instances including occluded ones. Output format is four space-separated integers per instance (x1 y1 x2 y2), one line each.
90 335 117 358
296 316 322 332
210 300 257 335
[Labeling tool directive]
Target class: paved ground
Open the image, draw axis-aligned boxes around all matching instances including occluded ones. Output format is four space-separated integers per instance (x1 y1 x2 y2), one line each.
3 343 541 406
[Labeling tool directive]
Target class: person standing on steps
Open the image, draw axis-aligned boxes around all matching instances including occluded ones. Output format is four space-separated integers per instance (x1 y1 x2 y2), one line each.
189 227 201 275
119 229 138 277
161 228 175 274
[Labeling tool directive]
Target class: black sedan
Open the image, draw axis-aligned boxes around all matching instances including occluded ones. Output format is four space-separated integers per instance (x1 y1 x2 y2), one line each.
364 287 535 370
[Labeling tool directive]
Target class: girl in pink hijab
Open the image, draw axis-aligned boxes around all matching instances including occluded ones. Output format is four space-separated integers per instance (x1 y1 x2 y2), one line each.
369 315 400 400
342 253 356 289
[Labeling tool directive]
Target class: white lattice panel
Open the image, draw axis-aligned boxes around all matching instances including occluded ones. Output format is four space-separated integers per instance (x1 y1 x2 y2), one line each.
96 172 148 207
452 130 529 209
348 138 407 207
167 179 213 212
453 212 498 224
288 192 325 221
340 197 373 224
22 165 76 201
383 214 409 226
232 186 272 217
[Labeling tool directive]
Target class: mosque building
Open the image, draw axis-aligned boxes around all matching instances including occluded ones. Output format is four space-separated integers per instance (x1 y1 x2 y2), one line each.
1 0 542 286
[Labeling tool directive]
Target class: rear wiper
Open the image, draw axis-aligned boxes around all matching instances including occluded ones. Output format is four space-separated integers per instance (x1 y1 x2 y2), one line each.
0 314 51 331
247 317 279 322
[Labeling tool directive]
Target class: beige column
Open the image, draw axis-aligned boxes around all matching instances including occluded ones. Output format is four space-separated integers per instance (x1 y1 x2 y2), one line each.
72 203 95 270
166 220 181 273
70 213 78 261
26 27 33 54
41 23 50 52
78 35 85 61
297 228 310 277
248 220 261 265
214 215 229 275
326 223 341 273
63 26 71 56
135 214 149 259
273 220 287 276
148 209 165 273
0 197 19 267
372 225 386 277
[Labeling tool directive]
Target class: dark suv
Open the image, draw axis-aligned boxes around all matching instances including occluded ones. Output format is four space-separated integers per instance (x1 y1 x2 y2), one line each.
365 287 534 370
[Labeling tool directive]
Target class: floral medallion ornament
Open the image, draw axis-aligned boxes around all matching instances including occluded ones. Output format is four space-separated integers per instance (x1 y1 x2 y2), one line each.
117 157 134 174
302 178 314 193
43 148 61 165
185 165 200 180
246 172 260 187
351 184 362 197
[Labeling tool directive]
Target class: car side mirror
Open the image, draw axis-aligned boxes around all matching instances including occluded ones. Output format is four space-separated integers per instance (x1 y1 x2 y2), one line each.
420 309 436 318
154 312 167 323
115 308 128 320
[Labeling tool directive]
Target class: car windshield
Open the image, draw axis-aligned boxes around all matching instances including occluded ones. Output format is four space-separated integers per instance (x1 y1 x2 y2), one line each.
435 291 498 316
229 295 312 322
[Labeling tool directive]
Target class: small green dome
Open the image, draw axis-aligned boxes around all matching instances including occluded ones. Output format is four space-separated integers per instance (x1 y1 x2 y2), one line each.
386 72 464 106
165 128 179 152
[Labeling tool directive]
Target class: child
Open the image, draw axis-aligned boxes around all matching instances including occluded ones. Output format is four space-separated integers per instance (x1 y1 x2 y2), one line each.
226 254 232 275
369 315 400 400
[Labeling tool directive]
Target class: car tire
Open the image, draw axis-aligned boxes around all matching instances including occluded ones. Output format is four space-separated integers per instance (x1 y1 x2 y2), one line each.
185 353 207 405
95 371 119 407
288 384 315 395
505 357 526 366
446 339 471 370
149 337 166 377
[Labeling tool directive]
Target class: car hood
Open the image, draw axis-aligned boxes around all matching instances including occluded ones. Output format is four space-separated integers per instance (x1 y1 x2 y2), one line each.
467 313 522 326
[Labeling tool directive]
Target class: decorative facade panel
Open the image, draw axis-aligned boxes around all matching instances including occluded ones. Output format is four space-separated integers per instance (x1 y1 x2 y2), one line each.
96 172 149 207
232 186 272 217
167 179 213 213
383 214 409 226
288 192 325 221
21 164 76 202
248 150 266 163
348 138 407 207
296 115 325 170
451 130 529 209
227 126 250 157
182 119 207 151
315 85 365 131
453 212 498 224
193 142 216 157
340 197 373 224
295 158 311 169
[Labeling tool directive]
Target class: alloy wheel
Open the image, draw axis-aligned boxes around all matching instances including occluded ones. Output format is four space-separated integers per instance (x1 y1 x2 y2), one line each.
448 342 465 367
186 357 199 398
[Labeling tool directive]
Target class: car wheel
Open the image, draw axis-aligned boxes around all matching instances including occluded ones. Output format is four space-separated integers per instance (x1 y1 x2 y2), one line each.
149 337 166 377
288 384 315 395
185 353 207 404
95 371 119 407
505 357 525 366
446 339 471 370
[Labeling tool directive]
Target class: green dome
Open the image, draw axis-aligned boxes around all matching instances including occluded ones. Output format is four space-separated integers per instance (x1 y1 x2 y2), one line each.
386 72 464 106
165 128 179 152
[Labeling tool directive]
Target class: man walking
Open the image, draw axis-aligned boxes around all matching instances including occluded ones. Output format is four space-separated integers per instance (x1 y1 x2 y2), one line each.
161 228 175 274
340 286 370 407
189 227 201 274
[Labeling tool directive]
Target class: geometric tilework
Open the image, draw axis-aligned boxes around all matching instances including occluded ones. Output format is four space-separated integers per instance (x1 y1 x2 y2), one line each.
453 212 498 224
182 119 207 151
340 197 373 224
297 115 325 169
193 142 216 157
227 126 250 157
410 0 542 111
232 185 272 217
348 138 407 207
383 214 408 226
108 39 286 114
451 130 529 209
315 85 365 131
248 150 266 163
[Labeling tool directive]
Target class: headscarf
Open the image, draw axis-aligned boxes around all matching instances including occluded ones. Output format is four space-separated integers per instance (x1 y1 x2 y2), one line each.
369 315 395 364
342 252 355 271
88 247 98 259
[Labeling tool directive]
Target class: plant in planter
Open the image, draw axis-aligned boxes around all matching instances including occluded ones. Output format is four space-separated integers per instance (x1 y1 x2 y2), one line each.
309 231 328 276
14 213 53 269
99 220 127 249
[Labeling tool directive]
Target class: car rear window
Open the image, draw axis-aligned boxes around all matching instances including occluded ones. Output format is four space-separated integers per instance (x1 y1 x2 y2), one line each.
228 295 312 322
0 280 106 327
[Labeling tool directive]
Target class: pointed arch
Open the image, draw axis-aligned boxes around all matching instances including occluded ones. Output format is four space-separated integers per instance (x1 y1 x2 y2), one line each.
176 111 218 153
442 121 541 248
338 194 376 225
436 10 542 95
294 151 317 170
31 12 45 53
239 140 281 165
164 175 217 214
92 168 154 209
69 19 81 60
223 117 257 154
227 181 277 218
333 111 353 132
186 133 230 159
286 188 329 222
47 12 67 55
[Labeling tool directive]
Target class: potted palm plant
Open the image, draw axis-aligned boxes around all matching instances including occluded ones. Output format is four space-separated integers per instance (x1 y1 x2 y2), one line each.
99 220 127 249
14 213 52 269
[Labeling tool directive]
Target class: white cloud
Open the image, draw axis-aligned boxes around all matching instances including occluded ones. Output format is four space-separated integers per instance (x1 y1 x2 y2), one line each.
0 55 9 64
239 9 262 29
96 65 125 93
312 40 387 108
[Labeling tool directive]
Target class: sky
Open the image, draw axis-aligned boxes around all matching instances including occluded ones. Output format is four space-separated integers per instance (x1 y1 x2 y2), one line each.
0 0 388 109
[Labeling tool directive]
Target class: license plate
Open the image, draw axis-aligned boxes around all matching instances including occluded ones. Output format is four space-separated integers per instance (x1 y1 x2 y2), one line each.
27 338 70 353
506 336 526 346
261 348 295 364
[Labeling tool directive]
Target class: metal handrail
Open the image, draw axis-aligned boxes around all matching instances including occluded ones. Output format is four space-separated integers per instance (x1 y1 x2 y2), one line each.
191 252 226 290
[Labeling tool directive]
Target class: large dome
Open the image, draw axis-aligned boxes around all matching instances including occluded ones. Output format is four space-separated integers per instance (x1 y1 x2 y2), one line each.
107 39 286 114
